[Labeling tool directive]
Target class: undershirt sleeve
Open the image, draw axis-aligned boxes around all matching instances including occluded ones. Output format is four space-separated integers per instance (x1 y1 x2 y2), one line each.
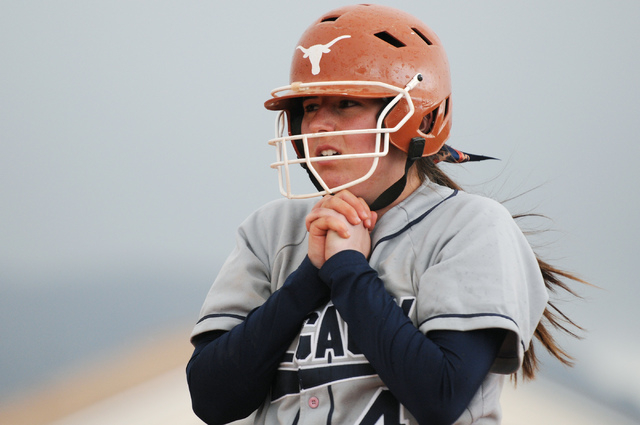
414 195 548 373
319 250 506 425
186 256 329 425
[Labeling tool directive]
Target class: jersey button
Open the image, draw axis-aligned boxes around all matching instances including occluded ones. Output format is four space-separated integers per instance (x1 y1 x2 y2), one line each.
308 396 319 409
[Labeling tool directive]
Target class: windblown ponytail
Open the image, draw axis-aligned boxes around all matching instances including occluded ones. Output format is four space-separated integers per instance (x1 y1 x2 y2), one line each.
416 156 586 381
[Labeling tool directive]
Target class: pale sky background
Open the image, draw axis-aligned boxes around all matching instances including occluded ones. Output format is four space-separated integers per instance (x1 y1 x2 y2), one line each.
1 0 639 421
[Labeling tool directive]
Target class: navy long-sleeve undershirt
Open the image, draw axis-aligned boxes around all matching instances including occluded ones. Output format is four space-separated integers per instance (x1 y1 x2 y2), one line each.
187 256 330 424
187 253 506 425
320 250 506 424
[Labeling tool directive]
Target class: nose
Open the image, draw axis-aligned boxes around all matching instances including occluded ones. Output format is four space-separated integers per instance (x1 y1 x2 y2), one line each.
304 104 336 134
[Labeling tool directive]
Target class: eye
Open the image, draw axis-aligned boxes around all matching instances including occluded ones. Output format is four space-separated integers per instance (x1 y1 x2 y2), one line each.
338 99 359 108
302 99 319 113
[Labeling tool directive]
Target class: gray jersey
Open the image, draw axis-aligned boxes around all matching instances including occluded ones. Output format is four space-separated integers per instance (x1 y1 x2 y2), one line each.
192 181 548 424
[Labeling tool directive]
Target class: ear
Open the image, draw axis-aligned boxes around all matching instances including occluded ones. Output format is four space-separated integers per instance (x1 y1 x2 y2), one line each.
419 111 435 134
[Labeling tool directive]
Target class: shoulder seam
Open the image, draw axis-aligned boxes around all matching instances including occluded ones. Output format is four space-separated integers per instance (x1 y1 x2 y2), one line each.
371 189 458 252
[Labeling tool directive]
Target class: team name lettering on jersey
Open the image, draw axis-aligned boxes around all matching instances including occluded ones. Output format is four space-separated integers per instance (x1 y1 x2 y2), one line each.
271 297 416 401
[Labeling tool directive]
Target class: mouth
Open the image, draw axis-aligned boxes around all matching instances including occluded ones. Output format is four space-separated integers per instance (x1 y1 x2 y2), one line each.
319 149 340 157
315 145 342 159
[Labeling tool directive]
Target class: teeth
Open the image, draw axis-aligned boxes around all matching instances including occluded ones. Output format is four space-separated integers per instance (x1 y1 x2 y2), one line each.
320 149 339 156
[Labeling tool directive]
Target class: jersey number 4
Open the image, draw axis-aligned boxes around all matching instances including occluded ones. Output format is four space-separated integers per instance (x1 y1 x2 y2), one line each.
356 388 410 425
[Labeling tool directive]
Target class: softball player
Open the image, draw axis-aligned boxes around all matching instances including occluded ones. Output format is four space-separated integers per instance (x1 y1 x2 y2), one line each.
187 5 582 425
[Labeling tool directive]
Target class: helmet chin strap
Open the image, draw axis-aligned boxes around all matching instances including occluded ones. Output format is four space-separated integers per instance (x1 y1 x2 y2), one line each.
368 137 425 211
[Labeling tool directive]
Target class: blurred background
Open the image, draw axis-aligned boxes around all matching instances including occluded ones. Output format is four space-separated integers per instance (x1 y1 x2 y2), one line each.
1 1 638 424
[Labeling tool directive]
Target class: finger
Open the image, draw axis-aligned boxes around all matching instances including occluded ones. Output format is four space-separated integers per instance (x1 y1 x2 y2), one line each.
311 194 334 212
307 208 352 237
309 215 350 238
326 191 371 225
368 210 378 230
306 207 337 231
354 196 375 229
335 193 375 229
308 197 361 227
305 207 337 231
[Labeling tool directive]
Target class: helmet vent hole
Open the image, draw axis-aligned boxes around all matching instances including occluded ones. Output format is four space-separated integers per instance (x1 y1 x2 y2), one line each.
412 27 433 46
321 15 340 22
374 31 406 48
444 97 450 118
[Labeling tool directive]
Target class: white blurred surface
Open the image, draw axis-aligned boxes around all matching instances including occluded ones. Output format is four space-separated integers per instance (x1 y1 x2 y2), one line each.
47 368 205 425
41 367 638 425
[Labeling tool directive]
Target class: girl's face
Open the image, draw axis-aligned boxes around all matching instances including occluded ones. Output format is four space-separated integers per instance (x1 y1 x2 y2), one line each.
300 95 409 205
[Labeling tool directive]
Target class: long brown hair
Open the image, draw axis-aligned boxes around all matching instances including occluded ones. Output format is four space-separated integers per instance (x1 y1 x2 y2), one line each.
416 156 587 381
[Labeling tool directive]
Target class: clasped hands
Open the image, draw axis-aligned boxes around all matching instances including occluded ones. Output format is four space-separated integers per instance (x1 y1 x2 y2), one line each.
305 190 378 269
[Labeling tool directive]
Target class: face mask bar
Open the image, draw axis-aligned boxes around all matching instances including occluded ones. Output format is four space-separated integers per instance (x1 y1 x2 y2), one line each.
268 73 423 199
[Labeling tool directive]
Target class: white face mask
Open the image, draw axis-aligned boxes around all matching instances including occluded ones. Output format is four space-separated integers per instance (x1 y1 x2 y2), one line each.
268 74 423 200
